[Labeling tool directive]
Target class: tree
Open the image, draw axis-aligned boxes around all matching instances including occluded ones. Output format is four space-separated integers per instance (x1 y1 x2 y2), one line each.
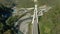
0 4 14 34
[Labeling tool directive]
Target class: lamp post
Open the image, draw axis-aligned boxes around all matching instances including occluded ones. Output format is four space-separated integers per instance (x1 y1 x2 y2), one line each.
32 0 39 34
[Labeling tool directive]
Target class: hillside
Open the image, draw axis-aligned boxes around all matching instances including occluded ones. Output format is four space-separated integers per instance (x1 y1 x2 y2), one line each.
38 0 60 34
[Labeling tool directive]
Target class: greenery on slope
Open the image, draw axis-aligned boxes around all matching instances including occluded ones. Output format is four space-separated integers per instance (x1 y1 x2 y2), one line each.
38 0 60 34
16 0 34 8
